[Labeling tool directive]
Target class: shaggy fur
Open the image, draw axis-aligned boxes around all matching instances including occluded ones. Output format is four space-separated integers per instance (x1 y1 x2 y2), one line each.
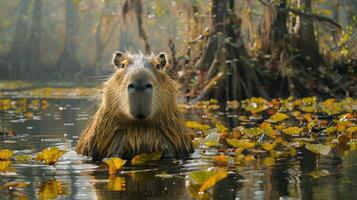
75 52 193 160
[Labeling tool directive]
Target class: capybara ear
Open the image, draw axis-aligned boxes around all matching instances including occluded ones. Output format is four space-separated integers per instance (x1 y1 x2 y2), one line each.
113 51 127 68
156 52 169 69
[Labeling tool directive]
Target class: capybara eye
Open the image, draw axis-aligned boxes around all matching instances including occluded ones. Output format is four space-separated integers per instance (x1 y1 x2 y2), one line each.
145 83 153 90
156 64 160 69
121 64 125 68
128 84 135 91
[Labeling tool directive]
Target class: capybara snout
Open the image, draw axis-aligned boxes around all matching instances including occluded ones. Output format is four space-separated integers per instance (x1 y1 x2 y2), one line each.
127 71 153 119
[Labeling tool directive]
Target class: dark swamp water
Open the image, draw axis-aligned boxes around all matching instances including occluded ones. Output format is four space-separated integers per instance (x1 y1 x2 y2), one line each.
0 98 357 200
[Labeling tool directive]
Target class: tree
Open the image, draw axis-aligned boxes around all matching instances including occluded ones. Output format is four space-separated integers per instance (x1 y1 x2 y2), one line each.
24 0 42 79
195 0 267 101
56 0 81 79
3 0 30 79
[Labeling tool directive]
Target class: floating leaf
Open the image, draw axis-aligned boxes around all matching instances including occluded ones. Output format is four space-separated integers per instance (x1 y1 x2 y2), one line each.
35 147 65 165
212 155 229 166
131 152 162 165
203 131 221 147
268 112 289 123
241 127 264 137
0 149 13 160
282 127 303 136
103 157 127 175
188 168 228 193
305 143 331 156
226 139 256 149
185 121 211 131
261 142 276 151
346 126 357 133
226 100 240 109
107 176 126 191
259 122 276 137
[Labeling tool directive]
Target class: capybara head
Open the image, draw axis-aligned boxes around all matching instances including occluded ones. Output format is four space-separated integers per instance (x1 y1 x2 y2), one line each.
104 52 177 121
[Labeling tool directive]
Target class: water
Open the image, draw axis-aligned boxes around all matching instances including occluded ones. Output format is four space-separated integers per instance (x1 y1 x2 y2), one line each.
1 98 357 200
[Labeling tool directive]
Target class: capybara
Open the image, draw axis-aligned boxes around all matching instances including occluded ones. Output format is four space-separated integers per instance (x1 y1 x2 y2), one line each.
75 52 193 160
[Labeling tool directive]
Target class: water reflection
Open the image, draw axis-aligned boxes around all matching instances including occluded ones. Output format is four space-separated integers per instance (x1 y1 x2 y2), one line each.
0 98 357 199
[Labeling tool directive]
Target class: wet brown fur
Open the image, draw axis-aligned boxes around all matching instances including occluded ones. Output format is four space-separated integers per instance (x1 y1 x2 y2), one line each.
75 53 193 160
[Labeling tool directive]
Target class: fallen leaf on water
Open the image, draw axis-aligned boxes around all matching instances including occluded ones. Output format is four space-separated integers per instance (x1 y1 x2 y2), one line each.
226 139 256 149
131 152 162 165
241 127 264 137
226 100 240 109
185 121 211 131
212 155 229 166
203 130 221 147
282 127 303 136
35 147 65 165
103 157 127 175
188 168 228 193
260 142 276 151
305 143 331 156
309 169 330 179
0 149 13 161
268 112 289 123
259 122 276 138
107 176 126 191
346 126 357 133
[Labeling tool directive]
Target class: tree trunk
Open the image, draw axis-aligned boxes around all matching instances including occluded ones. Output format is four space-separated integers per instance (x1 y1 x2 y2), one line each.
56 0 81 79
195 0 268 101
294 0 322 68
3 0 30 79
94 1 119 70
25 0 42 79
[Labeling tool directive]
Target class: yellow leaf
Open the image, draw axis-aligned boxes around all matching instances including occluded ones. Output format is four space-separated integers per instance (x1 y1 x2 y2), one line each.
0 149 13 160
259 122 276 137
131 152 162 165
282 127 303 135
241 127 264 137
188 168 228 193
103 157 127 175
346 126 357 133
242 97 269 114
185 121 211 131
215 123 228 132
226 139 256 149
261 142 276 151
35 147 65 165
226 100 240 109
268 112 289 123
212 155 228 166
203 130 221 147
305 143 331 156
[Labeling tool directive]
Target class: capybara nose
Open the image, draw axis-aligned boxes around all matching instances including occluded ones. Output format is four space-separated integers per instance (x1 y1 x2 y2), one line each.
127 78 153 93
